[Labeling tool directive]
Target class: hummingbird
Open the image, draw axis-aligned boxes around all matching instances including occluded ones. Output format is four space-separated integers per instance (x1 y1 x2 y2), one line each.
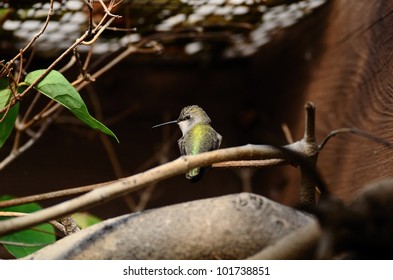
152 105 222 182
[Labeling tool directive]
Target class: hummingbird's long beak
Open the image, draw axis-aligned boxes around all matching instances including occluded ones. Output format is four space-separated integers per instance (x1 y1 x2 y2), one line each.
152 120 178 128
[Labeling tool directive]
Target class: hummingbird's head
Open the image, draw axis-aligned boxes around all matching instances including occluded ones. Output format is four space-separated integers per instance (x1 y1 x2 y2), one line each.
177 105 211 135
152 105 212 135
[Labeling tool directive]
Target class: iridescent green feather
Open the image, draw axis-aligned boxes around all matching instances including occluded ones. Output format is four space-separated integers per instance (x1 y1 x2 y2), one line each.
185 124 220 180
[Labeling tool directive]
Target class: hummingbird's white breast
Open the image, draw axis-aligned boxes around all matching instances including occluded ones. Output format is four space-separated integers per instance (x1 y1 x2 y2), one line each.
177 119 196 136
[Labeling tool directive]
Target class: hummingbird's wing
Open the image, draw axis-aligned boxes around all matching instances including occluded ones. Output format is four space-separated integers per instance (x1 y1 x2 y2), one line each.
200 127 222 152
177 136 187 156
212 130 223 150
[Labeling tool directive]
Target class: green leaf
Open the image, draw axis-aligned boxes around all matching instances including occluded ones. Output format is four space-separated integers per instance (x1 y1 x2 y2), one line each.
72 212 101 229
0 86 19 148
0 87 11 109
0 77 8 90
25 70 119 142
0 195 56 258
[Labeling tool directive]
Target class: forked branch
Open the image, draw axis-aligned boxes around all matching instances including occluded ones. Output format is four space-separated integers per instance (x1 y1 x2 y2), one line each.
0 102 321 236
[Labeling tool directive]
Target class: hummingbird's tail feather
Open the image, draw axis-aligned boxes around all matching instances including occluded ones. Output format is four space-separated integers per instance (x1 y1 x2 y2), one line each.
186 166 212 183
186 167 202 183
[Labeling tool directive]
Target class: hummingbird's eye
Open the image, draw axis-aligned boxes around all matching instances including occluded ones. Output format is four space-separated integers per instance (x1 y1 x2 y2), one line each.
185 115 191 120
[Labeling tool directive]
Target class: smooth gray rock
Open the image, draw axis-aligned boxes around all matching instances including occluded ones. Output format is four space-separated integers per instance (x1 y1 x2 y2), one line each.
27 193 313 259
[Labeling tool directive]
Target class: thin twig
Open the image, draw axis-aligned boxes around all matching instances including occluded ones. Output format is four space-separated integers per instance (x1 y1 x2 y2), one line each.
134 183 157 212
0 116 53 171
82 17 116 45
74 48 94 82
59 56 77 73
85 85 124 178
213 159 285 168
236 169 255 193
17 33 89 100
0 3 131 171
0 33 89 116
0 100 11 123
0 211 66 235
23 45 36 72
319 127 393 150
5 0 54 69
84 0 94 38
11 124 22 153
100 133 124 177
97 0 122 18
15 49 24 85
0 65 14 123
83 44 95 71
20 93 42 125
74 45 136 90
0 180 116 208
0 240 53 247
281 122 294 144
19 99 56 130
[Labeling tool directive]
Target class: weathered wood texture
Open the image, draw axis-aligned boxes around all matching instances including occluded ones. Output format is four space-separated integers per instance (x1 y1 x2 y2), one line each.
293 0 393 200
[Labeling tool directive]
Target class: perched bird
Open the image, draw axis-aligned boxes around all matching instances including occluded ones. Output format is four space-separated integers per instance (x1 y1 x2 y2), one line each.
153 105 222 182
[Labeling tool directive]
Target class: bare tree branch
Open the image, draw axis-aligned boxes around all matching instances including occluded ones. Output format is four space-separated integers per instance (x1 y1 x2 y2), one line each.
0 141 316 237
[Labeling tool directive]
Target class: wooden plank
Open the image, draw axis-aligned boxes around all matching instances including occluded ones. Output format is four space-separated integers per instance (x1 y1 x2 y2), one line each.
297 0 393 200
